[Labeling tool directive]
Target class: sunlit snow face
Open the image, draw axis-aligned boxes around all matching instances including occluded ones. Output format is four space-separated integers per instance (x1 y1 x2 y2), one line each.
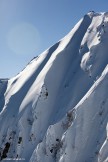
7 23 40 55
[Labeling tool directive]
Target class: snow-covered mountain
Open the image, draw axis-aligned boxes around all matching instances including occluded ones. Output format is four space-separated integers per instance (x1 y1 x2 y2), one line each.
0 11 108 162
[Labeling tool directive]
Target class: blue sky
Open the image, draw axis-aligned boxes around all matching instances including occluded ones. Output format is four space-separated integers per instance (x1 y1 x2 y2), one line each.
0 0 108 78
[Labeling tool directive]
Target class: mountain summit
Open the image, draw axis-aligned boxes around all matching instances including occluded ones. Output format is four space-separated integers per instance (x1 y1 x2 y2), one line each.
0 11 108 162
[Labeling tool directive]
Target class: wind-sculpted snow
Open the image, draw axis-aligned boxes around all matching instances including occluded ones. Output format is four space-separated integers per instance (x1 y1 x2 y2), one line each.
0 11 108 162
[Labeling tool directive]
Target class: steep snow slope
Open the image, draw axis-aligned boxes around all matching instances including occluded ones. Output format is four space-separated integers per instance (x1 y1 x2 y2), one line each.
0 11 108 162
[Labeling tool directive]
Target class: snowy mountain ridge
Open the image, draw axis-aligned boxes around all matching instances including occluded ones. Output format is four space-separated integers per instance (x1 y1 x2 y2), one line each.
0 11 108 162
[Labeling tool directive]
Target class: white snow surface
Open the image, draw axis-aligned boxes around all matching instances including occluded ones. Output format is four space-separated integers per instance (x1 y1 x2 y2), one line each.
0 11 108 162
